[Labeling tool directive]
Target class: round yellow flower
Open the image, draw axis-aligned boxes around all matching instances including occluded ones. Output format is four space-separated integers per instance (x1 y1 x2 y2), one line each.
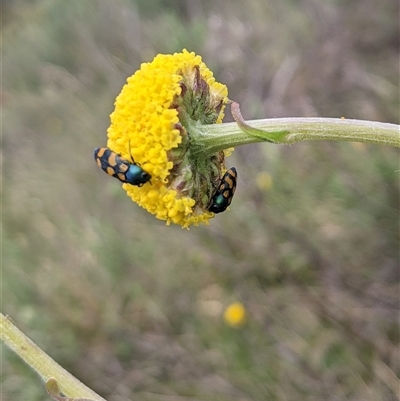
255 171 273 191
223 302 246 327
107 50 229 228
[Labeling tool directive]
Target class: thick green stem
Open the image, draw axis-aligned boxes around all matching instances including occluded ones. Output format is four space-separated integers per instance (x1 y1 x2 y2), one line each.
194 102 399 156
1 313 106 401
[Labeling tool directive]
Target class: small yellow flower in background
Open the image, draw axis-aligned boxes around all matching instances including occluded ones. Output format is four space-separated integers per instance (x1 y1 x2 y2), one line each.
105 49 231 228
255 171 273 191
223 302 246 328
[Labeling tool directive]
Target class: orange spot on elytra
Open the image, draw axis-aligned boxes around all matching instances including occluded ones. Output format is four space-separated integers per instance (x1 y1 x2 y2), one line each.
108 153 117 167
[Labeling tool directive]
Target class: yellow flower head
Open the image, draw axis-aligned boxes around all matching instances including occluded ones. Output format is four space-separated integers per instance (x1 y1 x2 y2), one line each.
223 302 246 328
255 171 273 191
106 50 230 228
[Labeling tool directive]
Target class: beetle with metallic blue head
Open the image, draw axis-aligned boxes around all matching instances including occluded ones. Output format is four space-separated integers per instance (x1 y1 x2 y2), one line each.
94 147 151 187
208 167 237 214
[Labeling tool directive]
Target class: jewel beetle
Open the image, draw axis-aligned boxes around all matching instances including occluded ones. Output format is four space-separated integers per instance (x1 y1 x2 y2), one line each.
208 167 237 214
94 147 151 187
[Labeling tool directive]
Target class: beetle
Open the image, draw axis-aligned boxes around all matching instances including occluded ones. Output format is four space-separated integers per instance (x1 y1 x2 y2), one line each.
94 147 151 187
208 167 237 214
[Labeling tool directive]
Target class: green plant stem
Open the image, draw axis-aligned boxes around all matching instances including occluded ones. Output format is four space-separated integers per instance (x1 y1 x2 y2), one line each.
195 104 399 155
0 313 106 401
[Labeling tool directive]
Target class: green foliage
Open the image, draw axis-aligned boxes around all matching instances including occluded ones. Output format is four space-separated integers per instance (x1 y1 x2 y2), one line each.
3 0 399 400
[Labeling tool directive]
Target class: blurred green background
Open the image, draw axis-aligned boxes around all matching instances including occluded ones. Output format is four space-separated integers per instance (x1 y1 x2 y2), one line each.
2 0 399 400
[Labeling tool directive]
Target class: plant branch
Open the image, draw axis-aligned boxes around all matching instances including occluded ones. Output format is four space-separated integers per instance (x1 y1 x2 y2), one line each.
0 313 106 401
195 102 400 155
